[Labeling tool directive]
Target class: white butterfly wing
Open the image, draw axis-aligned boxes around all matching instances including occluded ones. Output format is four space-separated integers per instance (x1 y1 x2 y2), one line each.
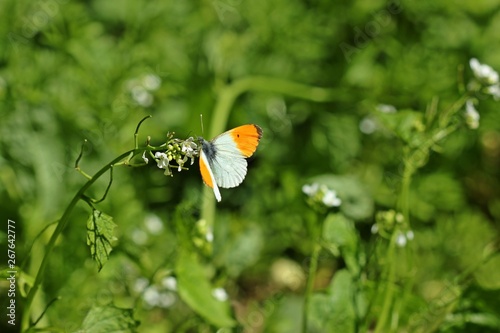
210 133 248 188
199 124 262 201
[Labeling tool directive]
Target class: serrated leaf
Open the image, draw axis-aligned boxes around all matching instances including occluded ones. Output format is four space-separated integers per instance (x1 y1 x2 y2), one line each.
176 251 236 328
76 305 139 333
86 210 117 271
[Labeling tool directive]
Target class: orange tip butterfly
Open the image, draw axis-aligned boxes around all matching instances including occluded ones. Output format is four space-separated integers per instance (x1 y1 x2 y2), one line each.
199 124 263 202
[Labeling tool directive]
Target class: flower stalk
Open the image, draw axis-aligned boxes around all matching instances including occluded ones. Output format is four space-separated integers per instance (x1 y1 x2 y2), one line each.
21 116 198 331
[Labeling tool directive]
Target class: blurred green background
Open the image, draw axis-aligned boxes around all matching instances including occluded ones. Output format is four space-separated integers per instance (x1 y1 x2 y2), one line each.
1 0 500 332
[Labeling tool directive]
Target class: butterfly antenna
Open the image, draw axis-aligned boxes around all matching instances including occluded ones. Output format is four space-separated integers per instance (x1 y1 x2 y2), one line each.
200 114 204 136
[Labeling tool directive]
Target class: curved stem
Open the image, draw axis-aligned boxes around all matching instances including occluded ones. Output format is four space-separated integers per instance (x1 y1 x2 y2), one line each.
22 148 144 331
208 76 341 138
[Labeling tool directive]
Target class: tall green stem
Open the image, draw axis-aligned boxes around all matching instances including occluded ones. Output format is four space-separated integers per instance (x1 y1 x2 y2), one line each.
374 96 465 332
374 231 398 333
21 148 143 331
302 242 321 333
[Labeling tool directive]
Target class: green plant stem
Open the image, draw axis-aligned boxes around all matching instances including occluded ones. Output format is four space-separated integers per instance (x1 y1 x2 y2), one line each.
21 148 144 332
302 242 321 333
374 231 398 333
374 102 463 333
400 160 413 227
201 76 341 227
438 94 469 127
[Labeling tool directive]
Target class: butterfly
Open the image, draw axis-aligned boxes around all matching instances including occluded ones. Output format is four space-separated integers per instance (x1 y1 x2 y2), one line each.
199 124 263 202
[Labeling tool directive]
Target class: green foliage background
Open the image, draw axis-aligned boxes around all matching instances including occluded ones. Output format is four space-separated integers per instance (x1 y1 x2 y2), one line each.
1 0 500 332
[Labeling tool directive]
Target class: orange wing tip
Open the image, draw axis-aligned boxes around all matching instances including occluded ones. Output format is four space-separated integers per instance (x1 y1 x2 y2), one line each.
231 124 263 157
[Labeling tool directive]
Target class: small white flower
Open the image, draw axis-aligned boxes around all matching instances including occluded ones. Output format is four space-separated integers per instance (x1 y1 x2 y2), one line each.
406 230 414 241
162 276 177 291
133 277 149 293
142 151 149 164
371 224 379 234
376 104 397 113
486 84 500 101
155 152 173 175
470 58 499 85
465 99 480 129
131 86 153 107
157 292 176 308
181 143 193 155
396 232 407 247
322 189 341 207
181 137 198 163
143 286 160 307
302 183 319 196
131 229 148 245
359 116 377 134
144 214 163 234
212 288 228 302
155 152 169 169
206 229 214 243
142 74 161 91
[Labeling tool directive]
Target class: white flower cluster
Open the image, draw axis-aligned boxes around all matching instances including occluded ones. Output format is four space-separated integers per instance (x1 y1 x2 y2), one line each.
134 275 229 307
133 276 177 309
126 74 162 107
302 183 342 207
143 137 199 176
395 229 414 248
131 214 165 245
470 58 499 87
466 58 500 130
371 210 414 247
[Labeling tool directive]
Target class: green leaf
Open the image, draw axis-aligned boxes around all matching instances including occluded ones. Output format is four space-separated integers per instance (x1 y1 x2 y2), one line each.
323 213 359 275
217 224 264 277
77 305 139 333
411 172 465 222
475 254 500 290
308 270 356 333
176 251 236 328
328 270 356 333
86 210 117 272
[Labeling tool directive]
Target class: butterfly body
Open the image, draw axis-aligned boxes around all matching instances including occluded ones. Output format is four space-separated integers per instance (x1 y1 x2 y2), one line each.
199 124 262 201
